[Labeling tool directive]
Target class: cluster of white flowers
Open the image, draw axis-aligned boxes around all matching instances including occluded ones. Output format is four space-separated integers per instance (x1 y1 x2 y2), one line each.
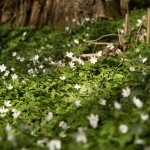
31 55 39 63
12 52 25 62
66 52 85 69
28 68 38 76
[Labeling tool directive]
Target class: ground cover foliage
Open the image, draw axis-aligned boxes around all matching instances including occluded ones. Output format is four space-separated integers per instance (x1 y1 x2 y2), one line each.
0 9 150 150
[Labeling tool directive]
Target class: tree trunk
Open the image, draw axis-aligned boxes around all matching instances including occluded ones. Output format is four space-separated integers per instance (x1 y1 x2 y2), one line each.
0 0 122 29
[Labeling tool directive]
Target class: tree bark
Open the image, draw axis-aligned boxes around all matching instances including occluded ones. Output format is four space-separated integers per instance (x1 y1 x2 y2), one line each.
0 0 123 29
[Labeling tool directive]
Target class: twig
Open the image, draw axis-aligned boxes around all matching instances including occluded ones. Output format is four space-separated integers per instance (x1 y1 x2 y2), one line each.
85 41 117 45
124 13 130 36
79 53 101 58
90 34 118 42
146 8 150 44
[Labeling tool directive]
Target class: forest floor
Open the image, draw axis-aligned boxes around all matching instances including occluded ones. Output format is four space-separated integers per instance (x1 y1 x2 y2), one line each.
0 9 150 150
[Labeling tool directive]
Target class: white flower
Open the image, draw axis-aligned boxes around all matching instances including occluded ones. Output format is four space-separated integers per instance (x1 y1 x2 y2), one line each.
140 112 149 121
133 96 143 108
5 123 12 132
89 56 97 64
72 18 76 22
7 132 15 142
99 99 106 105
122 87 131 97
65 26 70 31
4 70 10 77
85 33 89 37
60 76 66 81
59 131 66 138
74 84 81 90
69 61 76 69
45 112 53 121
97 51 102 57
23 32 27 36
6 84 13 90
22 80 26 84
0 64 7 72
129 67 135 72
135 139 145 145
0 106 8 114
21 147 29 150
77 57 84 65
114 101 121 110
11 74 18 81
12 109 21 118
12 52 17 57
47 139 61 150
119 124 128 133
59 121 70 130
16 55 21 60
11 67 15 71
120 29 124 34
34 55 39 60
87 114 99 128
136 19 142 27
75 127 87 143
39 65 44 69
4 100 11 107
135 48 140 53
37 138 48 147
72 57 78 62
74 100 81 107
107 43 114 50
66 52 73 58
74 39 79 44
85 17 90 21
28 68 34 75
20 57 25 62
142 58 148 63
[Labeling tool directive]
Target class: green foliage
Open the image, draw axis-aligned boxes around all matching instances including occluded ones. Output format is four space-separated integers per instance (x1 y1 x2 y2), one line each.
0 9 150 150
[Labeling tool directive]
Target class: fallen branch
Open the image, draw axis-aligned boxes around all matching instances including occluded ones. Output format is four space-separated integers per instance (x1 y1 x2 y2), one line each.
79 53 101 58
85 41 117 45
85 40 132 47
90 34 118 42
